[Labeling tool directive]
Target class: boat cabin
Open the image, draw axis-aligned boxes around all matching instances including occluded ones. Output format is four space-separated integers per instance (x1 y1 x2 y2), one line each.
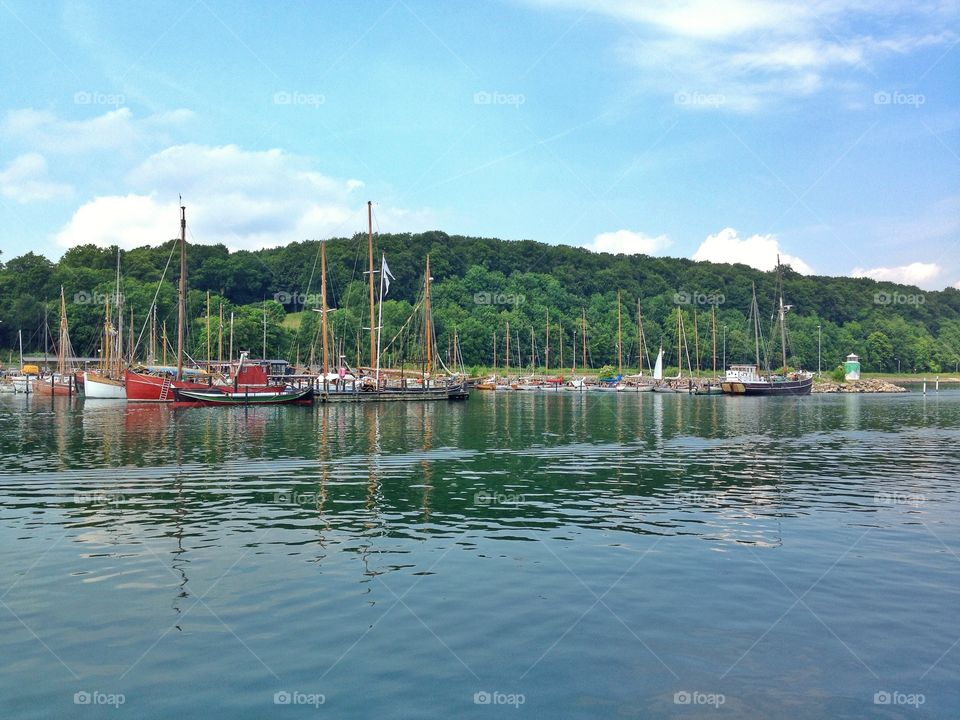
725 364 761 383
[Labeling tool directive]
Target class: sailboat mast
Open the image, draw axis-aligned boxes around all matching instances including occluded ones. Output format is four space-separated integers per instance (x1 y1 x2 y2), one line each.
367 201 376 370
752 282 761 369
57 286 67 376
637 298 645 374
492 331 497 373
581 309 587 369
778 256 788 372
559 321 564 372
505 321 510 374
321 240 329 375
176 203 186 382
693 307 700 374
711 304 717 376
218 302 223 371
617 291 622 374
423 255 433 380
103 300 110 374
545 309 550 376
206 291 211 371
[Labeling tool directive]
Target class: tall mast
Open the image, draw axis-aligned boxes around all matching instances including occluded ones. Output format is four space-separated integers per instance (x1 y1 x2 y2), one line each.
262 302 267 360
617 291 622 375
103 300 110 374
218 302 223 371
367 201 376 370
711 304 717 376
752 282 761 369
423 255 433 380
229 312 234 365
778 256 788 372
176 203 186 382
115 247 122 376
636 298 645 374
57 286 67 376
545 309 550 376
559 321 563 372
505 321 510 374
581 308 587 369
320 240 330 375
128 308 134 366
693 307 700 374
149 305 157 364
162 320 168 366
572 319 576 372
492 331 497 373
206 290 211 371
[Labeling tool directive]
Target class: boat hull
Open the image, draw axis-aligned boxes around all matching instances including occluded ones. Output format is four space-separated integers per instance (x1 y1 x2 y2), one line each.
721 376 813 396
173 387 315 405
83 372 126 399
317 384 468 403
125 370 211 402
32 377 77 396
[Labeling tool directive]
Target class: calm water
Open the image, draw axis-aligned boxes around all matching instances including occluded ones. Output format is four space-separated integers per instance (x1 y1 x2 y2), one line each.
1 390 958 719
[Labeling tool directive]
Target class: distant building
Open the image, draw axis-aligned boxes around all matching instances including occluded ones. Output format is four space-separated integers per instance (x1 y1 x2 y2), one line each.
844 353 861 381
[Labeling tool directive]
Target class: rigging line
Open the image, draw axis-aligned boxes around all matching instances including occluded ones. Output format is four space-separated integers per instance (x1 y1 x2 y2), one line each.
132 239 179 360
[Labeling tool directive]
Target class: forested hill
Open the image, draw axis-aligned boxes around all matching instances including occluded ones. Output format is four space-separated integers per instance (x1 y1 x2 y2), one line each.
2 231 959 373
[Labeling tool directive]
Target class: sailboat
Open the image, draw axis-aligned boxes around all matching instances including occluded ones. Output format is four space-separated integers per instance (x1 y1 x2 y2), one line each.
33 287 79 396
653 308 693 393
85 250 127 399
125 204 214 401
721 260 813 396
315 203 468 403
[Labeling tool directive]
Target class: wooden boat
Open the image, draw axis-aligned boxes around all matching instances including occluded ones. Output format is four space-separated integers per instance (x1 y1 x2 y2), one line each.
33 288 78 397
721 264 813 397
173 386 315 405
84 371 126 399
126 204 217 402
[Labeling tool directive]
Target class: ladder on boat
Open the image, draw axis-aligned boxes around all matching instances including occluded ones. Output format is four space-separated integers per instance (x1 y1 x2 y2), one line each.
159 378 172 401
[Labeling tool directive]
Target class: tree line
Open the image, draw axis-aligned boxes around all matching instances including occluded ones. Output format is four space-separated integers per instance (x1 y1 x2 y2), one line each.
1 231 959 374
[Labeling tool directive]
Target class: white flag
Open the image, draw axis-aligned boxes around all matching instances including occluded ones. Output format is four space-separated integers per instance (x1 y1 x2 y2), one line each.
381 255 395 296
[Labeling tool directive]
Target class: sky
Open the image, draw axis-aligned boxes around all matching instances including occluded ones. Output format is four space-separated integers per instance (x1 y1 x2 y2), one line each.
0 0 958 289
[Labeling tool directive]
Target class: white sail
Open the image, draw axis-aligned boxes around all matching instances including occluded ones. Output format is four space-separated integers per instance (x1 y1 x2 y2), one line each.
653 347 664 380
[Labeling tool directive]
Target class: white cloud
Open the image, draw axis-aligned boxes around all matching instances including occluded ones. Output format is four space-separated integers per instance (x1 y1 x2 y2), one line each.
584 229 672 255
692 227 813 273
535 0 956 110
850 262 942 287
954 280 960 289
0 153 72 203
56 144 433 251
1 107 193 155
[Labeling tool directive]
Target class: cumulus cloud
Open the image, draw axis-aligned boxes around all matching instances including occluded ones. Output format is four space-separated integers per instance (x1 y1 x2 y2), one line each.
56 144 432 251
691 227 813 273
1 107 193 154
0 153 73 203
850 262 941 287
584 229 671 255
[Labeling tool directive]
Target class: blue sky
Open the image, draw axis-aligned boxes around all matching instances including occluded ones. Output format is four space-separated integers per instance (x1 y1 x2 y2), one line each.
0 0 958 289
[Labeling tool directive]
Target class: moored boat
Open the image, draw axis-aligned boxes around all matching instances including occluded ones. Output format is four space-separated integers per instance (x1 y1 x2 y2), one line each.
173 386 315 405
84 371 126 399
